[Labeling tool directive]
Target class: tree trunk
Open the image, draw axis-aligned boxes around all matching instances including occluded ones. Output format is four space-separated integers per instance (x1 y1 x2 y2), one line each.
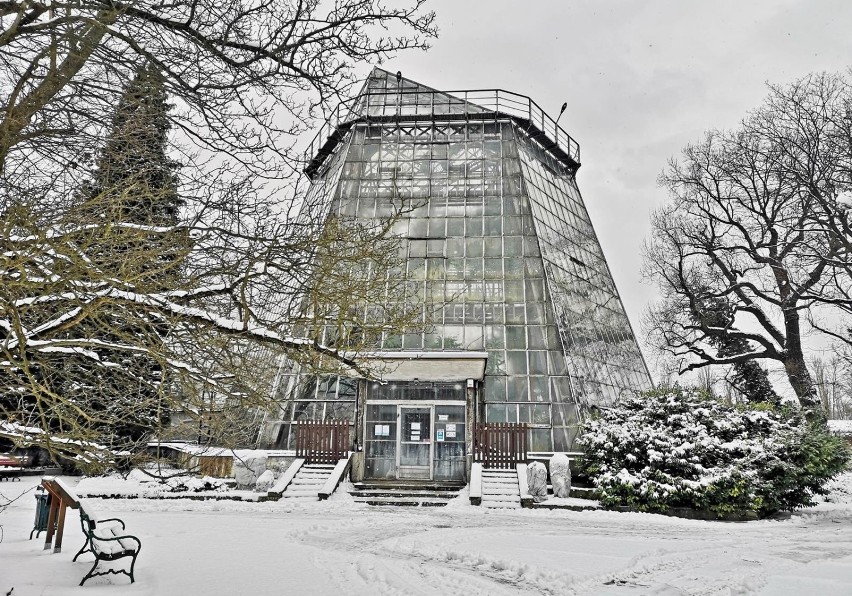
783 353 819 408
783 308 821 414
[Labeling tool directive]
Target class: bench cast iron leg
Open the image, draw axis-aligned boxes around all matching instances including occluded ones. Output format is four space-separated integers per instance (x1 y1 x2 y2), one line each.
128 549 139 583
72 536 92 562
79 549 140 586
80 559 100 586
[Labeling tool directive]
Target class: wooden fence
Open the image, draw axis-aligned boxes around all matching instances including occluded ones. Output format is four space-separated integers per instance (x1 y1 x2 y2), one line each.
296 419 350 464
474 423 528 468
195 456 233 478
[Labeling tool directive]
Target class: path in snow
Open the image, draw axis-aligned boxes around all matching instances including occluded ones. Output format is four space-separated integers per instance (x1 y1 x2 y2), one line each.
1 474 851 595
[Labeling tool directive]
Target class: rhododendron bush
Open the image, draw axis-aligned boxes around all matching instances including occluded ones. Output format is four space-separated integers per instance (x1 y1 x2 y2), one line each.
581 386 848 517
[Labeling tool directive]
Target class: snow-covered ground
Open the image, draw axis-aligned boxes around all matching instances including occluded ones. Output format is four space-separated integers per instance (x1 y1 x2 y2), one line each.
2 472 851 595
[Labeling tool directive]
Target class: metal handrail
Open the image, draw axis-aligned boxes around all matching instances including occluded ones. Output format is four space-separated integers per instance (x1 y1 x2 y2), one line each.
303 88 580 171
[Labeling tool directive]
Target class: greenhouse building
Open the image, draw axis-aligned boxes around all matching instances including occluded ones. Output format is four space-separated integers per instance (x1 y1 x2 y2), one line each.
258 68 651 487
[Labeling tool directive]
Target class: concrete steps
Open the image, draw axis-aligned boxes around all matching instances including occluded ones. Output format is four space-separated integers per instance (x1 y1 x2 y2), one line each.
480 469 521 509
278 463 336 500
350 481 463 507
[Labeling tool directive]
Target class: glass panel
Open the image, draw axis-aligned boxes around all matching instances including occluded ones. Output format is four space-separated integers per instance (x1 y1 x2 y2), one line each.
485 403 508 423
529 429 551 452
528 326 548 349
529 376 548 402
325 401 355 420
433 444 465 481
528 351 548 375
365 403 397 480
484 325 505 349
433 405 465 481
366 458 396 479
507 376 528 401
400 443 429 467
484 238 502 257
506 326 526 349
484 258 502 279
484 376 507 402
273 423 293 449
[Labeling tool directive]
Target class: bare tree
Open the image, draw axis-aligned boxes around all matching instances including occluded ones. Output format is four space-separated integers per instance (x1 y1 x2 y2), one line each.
0 1 436 469
0 1 436 178
695 365 717 396
811 354 852 419
643 72 852 413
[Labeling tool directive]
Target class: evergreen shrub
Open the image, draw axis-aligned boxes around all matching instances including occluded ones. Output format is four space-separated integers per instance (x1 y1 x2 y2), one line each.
580 386 849 517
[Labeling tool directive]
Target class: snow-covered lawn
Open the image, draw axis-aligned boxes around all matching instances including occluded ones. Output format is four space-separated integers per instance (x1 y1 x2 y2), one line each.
2 473 851 595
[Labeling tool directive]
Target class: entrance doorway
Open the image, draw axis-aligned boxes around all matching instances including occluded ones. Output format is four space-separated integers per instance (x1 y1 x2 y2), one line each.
398 406 432 479
363 381 468 482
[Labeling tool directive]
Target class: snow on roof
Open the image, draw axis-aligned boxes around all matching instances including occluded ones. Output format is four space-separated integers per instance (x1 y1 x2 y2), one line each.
828 419 852 435
147 443 233 457
147 442 295 458
1 421 130 457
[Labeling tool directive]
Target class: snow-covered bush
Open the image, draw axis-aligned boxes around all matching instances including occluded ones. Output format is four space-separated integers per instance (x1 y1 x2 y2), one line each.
163 475 228 493
580 386 849 517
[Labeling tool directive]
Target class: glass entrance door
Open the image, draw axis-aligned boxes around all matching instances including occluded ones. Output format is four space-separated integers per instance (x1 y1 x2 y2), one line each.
398 406 432 479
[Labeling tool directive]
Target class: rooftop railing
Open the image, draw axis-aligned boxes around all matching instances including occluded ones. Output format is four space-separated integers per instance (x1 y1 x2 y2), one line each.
303 88 581 177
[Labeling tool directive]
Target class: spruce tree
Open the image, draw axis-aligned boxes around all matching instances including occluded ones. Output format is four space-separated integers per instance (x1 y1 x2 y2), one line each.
82 62 184 287
69 63 185 449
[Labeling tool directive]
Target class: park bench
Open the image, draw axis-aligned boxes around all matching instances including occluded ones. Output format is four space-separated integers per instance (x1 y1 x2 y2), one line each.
41 477 142 586
0 453 24 481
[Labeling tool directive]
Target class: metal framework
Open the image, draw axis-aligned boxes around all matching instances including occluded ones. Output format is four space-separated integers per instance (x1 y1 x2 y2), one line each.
304 89 581 179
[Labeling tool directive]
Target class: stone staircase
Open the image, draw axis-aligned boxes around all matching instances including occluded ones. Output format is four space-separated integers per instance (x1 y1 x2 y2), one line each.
349 480 465 506
279 463 336 500
481 468 521 509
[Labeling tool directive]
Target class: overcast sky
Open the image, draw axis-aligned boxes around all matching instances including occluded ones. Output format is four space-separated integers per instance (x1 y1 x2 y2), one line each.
371 0 852 371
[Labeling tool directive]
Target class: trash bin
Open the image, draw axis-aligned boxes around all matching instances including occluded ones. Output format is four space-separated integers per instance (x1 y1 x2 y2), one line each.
30 488 51 540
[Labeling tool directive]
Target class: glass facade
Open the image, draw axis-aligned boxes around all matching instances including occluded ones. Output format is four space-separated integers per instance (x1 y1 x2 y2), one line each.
263 68 651 457
269 373 357 451
516 135 651 407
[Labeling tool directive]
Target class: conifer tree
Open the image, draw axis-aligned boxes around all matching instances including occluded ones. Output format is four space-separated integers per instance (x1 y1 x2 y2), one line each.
81 62 185 289
67 64 185 448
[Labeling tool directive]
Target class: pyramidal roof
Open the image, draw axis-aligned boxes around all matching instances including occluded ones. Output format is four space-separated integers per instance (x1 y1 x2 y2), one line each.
352 67 491 116
359 67 444 95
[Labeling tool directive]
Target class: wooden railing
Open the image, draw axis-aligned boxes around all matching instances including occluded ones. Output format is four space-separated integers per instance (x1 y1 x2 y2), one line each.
474 423 528 468
296 419 349 464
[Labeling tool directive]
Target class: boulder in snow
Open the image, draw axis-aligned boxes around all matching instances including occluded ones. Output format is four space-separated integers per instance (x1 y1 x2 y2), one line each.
255 469 275 492
549 453 571 498
233 454 268 490
527 461 548 502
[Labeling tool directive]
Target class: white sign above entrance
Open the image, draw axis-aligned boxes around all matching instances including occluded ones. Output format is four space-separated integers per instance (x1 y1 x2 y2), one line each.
356 351 488 382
